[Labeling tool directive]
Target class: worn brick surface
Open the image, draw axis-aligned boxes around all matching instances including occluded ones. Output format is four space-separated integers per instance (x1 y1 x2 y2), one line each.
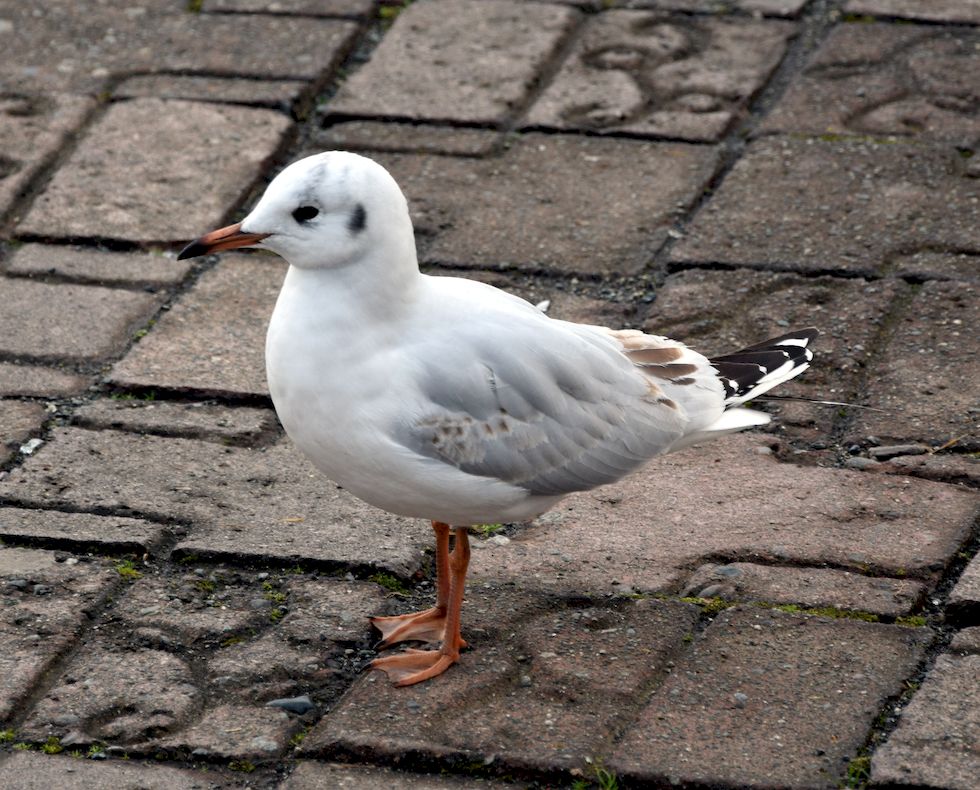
330 0 577 125
612 607 930 787
670 137 980 276
845 0 980 24
19 99 293 244
152 704 297 760
6 243 193 287
365 134 719 276
110 254 282 396
0 363 89 398
0 507 166 554
643 267 902 440
284 762 508 789
0 278 160 363
315 122 501 157
203 0 375 14
113 75 309 111
0 547 114 722
304 594 699 773
681 562 925 617
615 0 808 14
0 751 225 790
73 400 278 444
872 654 980 790
883 452 980 488
0 4 358 95
526 12 795 142
761 23 980 143
21 647 199 743
850 281 979 450
471 435 977 595
0 93 94 223
2 428 430 576
949 553 980 623
951 628 980 655
0 401 46 463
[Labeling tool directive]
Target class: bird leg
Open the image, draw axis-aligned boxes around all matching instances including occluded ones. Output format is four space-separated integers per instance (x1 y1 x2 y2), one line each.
370 526 470 686
369 521 466 647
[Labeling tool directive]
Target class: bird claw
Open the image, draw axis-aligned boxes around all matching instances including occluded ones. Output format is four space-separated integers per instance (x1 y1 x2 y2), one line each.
370 607 468 649
370 648 459 686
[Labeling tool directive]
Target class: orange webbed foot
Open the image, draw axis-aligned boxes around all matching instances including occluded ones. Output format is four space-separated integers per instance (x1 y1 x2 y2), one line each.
370 607 461 647
370 647 460 686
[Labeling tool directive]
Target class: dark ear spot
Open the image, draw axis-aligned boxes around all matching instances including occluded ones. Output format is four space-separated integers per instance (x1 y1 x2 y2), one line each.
348 203 367 234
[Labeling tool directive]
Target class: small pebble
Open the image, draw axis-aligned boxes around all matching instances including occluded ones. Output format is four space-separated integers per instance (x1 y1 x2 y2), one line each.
7 579 28 590
734 692 748 708
265 694 315 714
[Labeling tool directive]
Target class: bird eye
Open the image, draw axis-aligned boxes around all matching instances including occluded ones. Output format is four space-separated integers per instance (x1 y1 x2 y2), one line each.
292 205 319 223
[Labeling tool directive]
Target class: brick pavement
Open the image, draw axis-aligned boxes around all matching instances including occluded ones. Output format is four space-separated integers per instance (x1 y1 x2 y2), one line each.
0 1 977 788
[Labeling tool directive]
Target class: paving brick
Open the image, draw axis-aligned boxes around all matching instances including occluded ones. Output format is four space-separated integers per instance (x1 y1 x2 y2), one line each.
73 399 279 444
471 434 977 595
949 553 980 624
21 647 199 743
950 627 980 655
0 547 114 722
284 761 508 789
110 254 283 396
2 427 430 577
526 12 795 142
113 75 309 111
203 0 375 14
329 0 578 125
152 704 297 760
0 401 46 464
303 593 700 774
0 363 89 398
0 507 166 554
670 137 980 276
845 0 980 25
6 243 193 287
0 751 225 790
370 134 719 276
883 453 980 489
888 249 980 283
18 99 293 244
614 0 808 15
0 278 161 363
849 281 979 450
0 93 94 223
611 606 930 787
681 562 925 617
871 654 980 790
314 122 501 156
643 267 902 441
0 4 358 95
760 23 980 144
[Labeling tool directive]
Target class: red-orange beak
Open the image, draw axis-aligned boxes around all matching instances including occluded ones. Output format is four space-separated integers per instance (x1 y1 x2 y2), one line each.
177 222 270 260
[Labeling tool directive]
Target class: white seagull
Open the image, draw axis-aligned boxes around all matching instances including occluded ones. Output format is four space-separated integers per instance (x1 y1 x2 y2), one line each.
179 151 817 686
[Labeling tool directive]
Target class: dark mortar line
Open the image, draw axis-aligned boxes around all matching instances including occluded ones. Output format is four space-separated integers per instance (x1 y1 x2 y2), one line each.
646 0 848 276
827 281 918 458
843 513 980 776
841 12 980 29
671 550 936 584
194 9 373 22
515 122 718 146
0 532 158 558
100 382 276 411
665 256 883 280
320 110 503 133
66 418 283 450
2 267 178 294
0 98 107 238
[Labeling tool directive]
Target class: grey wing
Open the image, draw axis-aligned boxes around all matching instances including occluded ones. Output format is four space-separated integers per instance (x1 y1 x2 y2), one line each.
396 321 689 496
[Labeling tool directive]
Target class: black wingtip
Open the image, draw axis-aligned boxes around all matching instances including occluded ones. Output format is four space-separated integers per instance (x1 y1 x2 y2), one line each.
177 240 208 261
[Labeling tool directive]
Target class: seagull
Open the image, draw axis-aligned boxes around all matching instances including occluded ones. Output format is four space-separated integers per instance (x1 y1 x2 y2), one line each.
179 151 817 686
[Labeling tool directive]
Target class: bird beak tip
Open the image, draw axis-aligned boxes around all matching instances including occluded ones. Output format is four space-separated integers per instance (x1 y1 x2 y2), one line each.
176 222 270 261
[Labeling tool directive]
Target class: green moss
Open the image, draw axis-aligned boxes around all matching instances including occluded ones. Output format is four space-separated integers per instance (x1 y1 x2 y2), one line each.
229 760 256 773
221 635 246 647
895 615 927 627
269 607 284 623
844 755 871 788
680 596 734 615
289 729 307 748
115 559 142 581
196 579 216 594
473 523 504 538
369 572 410 596
41 736 63 755
13 742 32 751
842 13 876 23
88 744 106 758
186 0 204 12
379 1 411 22
0 729 14 743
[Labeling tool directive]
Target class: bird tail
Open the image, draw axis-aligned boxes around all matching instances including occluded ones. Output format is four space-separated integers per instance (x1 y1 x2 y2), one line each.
710 327 819 406
667 327 819 452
